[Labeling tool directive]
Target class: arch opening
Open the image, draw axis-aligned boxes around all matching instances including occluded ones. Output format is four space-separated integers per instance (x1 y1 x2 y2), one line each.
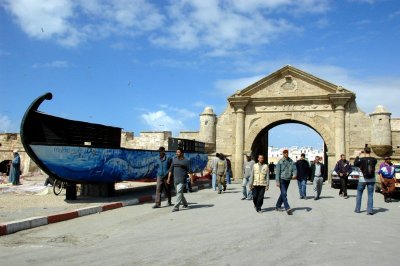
250 120 327 177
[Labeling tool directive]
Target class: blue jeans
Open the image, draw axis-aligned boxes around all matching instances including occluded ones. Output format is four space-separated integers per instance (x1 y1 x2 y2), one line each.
226 170 231 184
186 176 192 192
297 179 307 198
242 176 253 199
355 181 374 213
276 179 291 210
212 173 217 191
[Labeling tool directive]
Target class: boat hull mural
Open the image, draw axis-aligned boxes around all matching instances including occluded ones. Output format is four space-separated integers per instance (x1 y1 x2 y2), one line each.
31 145 208 183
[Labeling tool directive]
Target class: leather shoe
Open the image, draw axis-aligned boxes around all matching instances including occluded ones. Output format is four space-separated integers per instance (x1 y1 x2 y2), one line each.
152 204 161 209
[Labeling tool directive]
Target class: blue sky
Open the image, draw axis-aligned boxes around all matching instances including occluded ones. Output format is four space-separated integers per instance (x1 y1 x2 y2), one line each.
1 0 399 148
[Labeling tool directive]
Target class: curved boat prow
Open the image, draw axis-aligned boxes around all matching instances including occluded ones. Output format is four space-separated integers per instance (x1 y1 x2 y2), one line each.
20 92 57 180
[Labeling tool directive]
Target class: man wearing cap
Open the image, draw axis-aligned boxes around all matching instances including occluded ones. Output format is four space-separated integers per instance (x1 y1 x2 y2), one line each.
275 149 297 215
152 147 173 208
241 153 255 200
354 147 377 214
9 150 21 185
378 156 395 203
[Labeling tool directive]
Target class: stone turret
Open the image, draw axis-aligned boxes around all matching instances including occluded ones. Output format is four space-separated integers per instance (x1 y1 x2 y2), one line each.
370 105 392 157
199 107 217 153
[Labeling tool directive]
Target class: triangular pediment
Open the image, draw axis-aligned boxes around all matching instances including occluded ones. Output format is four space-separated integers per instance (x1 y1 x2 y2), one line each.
231 65 354 98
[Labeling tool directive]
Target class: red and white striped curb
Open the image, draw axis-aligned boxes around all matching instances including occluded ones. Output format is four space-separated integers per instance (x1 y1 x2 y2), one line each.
0 181 210 236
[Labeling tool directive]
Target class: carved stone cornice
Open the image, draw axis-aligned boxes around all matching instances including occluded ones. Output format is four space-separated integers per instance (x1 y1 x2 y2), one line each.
328 93 354 107
228 96 251 112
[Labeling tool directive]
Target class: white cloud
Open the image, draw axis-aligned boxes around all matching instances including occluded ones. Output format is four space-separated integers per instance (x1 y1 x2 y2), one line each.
32 60 70 69
151 0 304 53
2 0 328 51
2 0 163 47
141 110 184 136
156 104 197 120
214 75 265 95
0 114 13 133
347 0 376 4
389 10 400 20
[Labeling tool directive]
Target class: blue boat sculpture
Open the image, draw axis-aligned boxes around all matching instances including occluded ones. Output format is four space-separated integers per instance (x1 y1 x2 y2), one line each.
20 93 208 184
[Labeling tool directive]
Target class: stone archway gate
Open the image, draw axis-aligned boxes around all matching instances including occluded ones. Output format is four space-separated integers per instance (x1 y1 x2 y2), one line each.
216 65 362 182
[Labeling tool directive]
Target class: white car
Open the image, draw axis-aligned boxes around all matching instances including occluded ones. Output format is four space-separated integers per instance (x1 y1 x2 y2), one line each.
331 166 363 188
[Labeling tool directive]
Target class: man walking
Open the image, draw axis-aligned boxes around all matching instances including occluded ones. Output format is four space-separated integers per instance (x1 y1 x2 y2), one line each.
211 153 220 191
249 154 269 213
354 147 377 214
167 148 193 212
310 156 325 200
296 153 310 199
275 149 297 215
152 147 172 208
241 153 255 200
215 153 227 194
334 154 352 199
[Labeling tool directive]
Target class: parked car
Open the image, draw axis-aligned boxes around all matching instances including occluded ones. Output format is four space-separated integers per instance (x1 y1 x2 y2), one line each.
375 164 400 193
331 166 363 188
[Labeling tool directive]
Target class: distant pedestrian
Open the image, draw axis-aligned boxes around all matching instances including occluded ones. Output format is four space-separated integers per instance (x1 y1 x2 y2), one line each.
275 149 297 215
296 153 311 199
168 148 193 212
225 157 232 184
354 147 377 215
211 153 220 191
215 153 227 194
249 154 269 213
9 150 21 185
310 156 325 200
153 147 173 209
241 153 255 200
378 156 395 203
268 162 276 181
334 154 352 199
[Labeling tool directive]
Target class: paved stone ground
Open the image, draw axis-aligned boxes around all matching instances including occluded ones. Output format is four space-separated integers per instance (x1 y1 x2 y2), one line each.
0 181 399 266
0 174 158 223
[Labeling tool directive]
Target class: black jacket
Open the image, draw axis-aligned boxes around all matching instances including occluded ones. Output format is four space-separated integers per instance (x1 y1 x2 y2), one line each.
296 159 311 180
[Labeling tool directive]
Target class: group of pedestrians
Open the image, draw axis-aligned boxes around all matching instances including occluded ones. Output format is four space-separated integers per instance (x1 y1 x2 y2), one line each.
152 145 396 215
240 146 396 216
210 153 232 194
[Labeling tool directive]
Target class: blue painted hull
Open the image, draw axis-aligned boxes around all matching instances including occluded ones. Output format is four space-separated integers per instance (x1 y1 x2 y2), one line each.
31 145 208 183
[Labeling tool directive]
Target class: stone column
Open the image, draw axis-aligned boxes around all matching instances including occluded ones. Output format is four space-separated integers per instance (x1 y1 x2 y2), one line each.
329 92 352 158
334 104 345 157
234 106 245 180
228 96 250 180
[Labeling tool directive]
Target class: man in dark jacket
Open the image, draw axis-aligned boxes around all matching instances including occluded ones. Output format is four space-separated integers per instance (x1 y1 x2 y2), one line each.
334 154 352 199
296 153 311 199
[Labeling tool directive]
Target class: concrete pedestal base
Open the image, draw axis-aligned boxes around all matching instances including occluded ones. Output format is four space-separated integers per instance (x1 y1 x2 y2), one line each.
65 184 77 200
80 183 115 197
